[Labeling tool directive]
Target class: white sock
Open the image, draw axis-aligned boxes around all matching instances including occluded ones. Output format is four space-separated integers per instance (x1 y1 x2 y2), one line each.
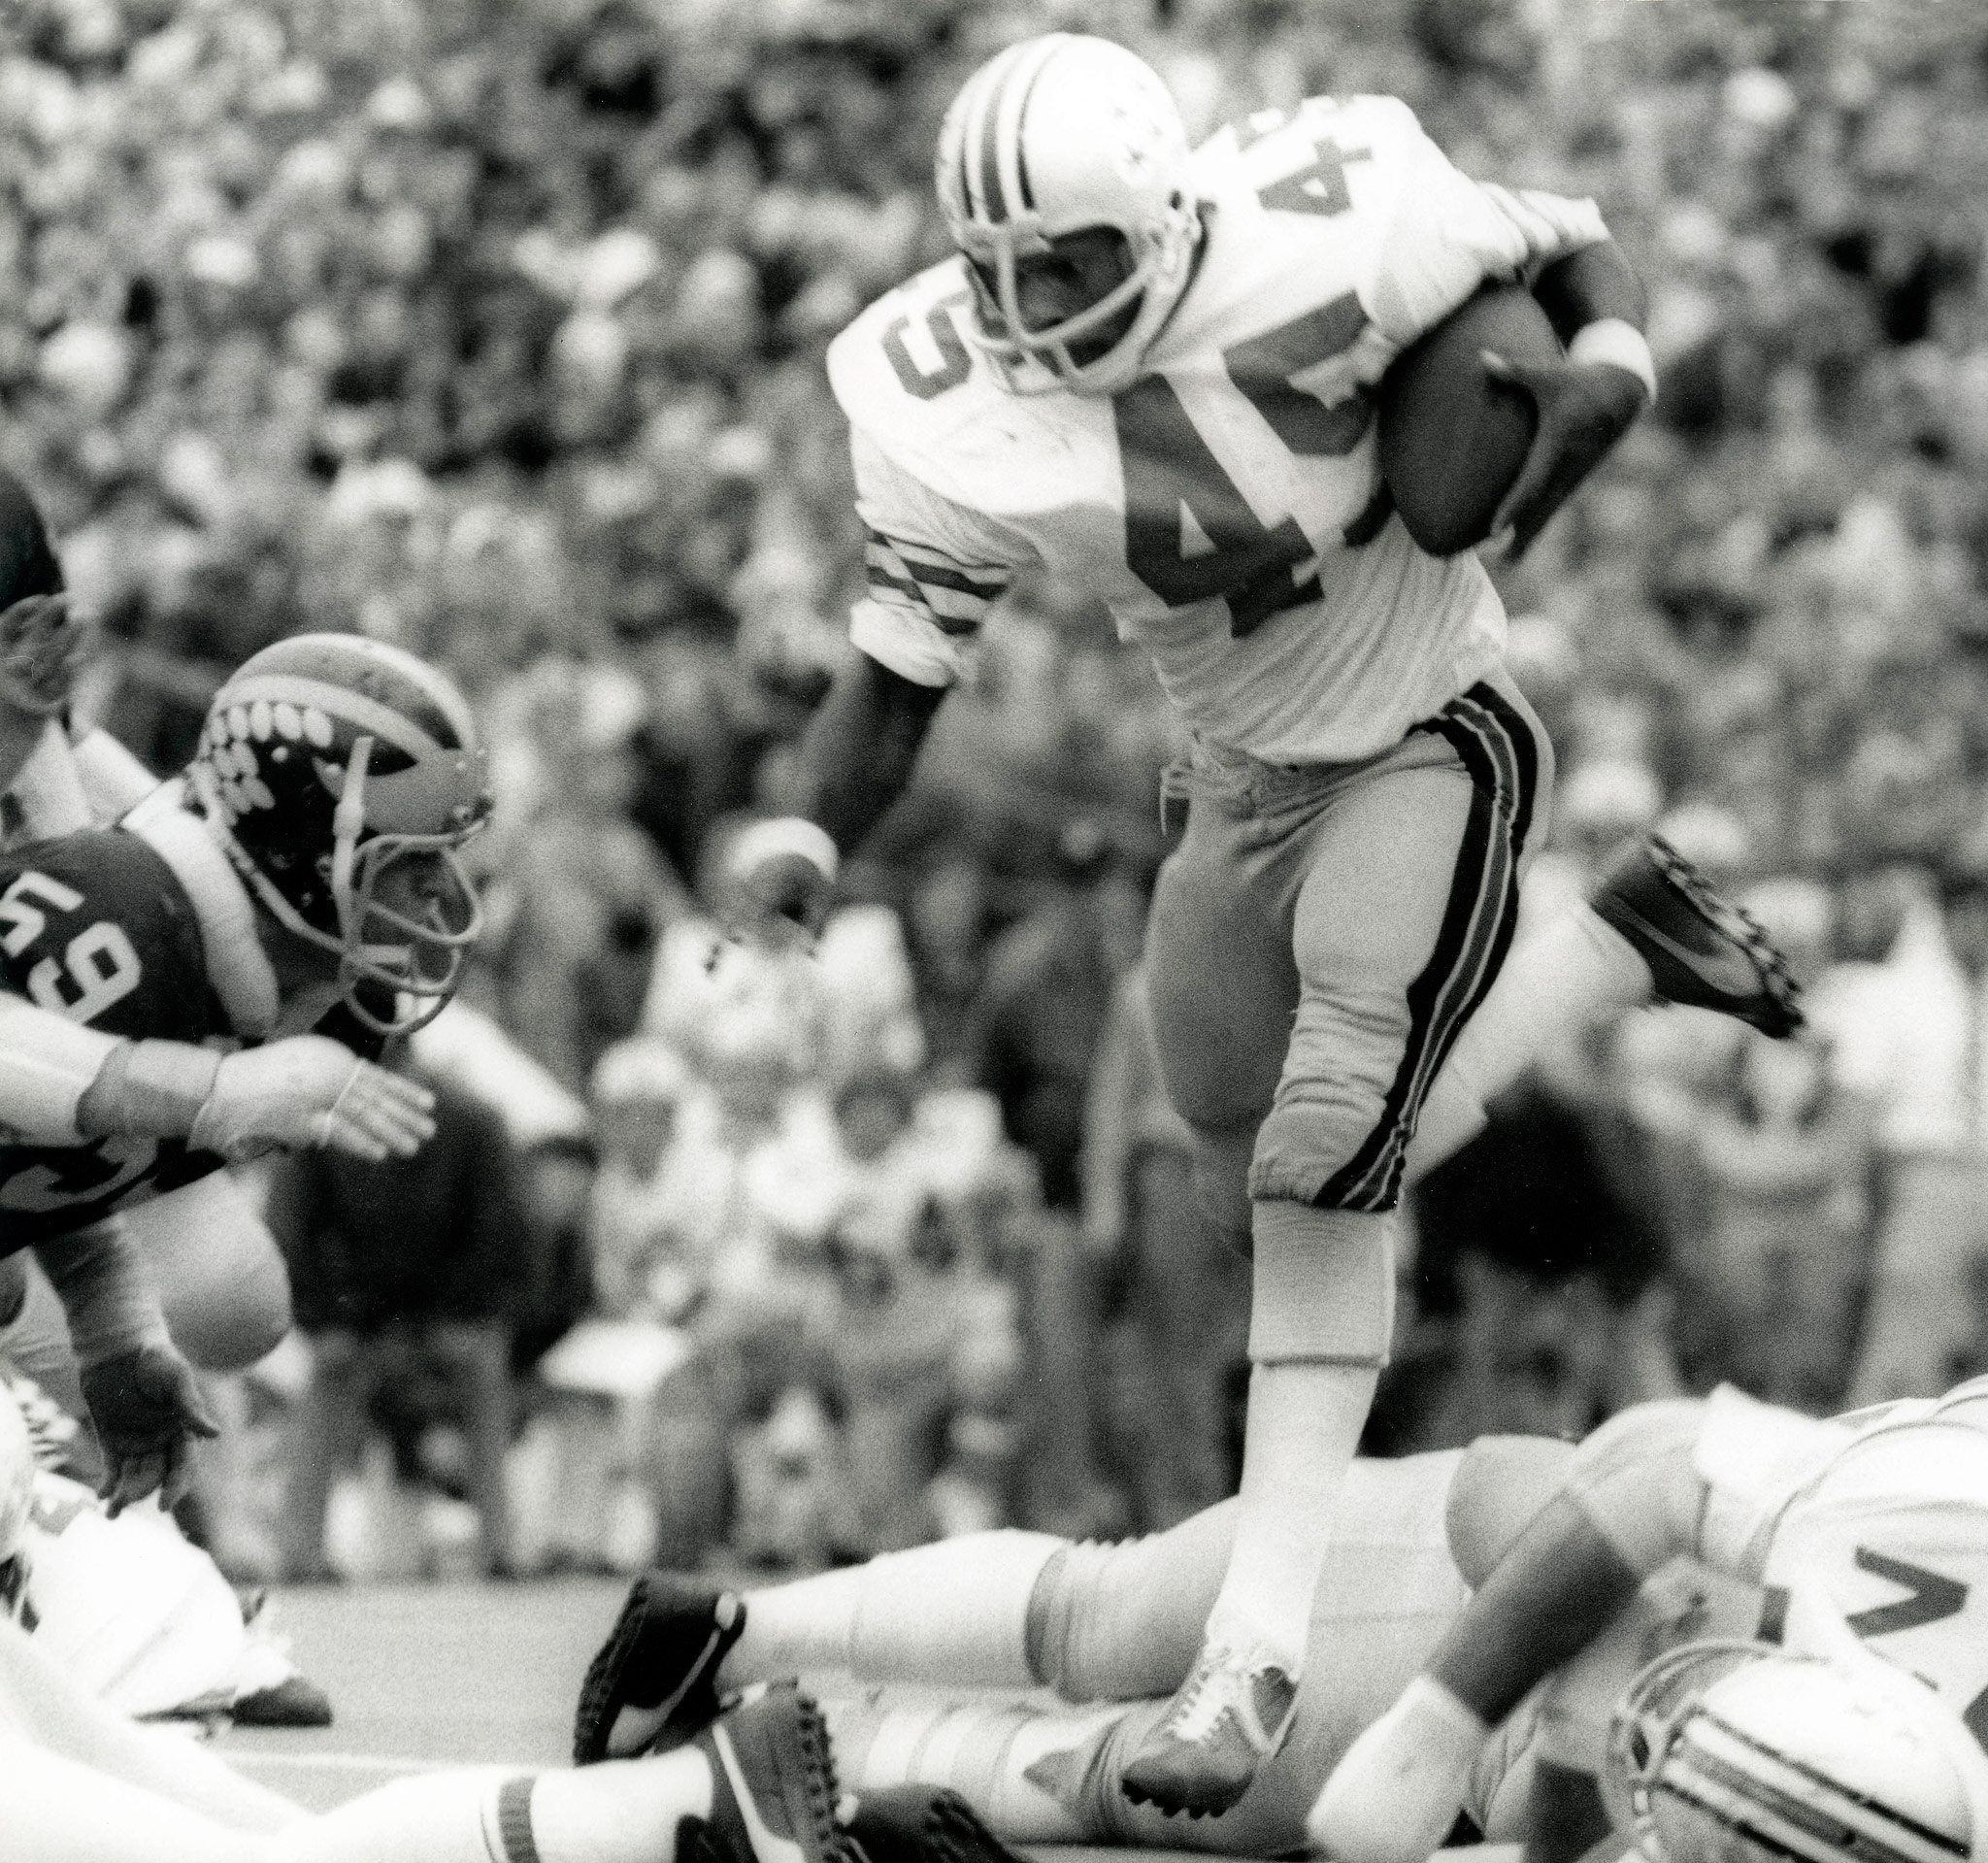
528 1750 713 1863
276 1752 712 1863
820 1693 1125 1844
1402 904 1651 1188
1307 1676 1489 1863
1200 1206 1392 1674
728 1530 1064 1690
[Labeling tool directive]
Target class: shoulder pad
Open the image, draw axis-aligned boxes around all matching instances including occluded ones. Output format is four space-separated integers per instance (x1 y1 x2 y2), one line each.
828 260 1102 519
0 832 215 1042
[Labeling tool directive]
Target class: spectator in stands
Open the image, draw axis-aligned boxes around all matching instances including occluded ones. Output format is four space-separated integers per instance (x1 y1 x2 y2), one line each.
265 1061 532 1581
1842 826 1988 1402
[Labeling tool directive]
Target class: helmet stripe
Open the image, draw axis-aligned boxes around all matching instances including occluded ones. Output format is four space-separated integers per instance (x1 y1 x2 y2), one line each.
998 36 1061 219
964 43 1026 225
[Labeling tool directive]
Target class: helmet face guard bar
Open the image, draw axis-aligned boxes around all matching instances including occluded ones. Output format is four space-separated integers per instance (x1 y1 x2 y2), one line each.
194 736 485 1039
963 220 1163 394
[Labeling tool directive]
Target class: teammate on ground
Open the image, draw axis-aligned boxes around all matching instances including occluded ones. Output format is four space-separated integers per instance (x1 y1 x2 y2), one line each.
572 1379 1988 1863
1312 1377 1988 1863
0 627 485 1509
720 28 1794 1816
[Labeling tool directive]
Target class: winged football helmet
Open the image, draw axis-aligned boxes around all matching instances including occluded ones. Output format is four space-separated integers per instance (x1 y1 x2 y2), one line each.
190 633 491 1036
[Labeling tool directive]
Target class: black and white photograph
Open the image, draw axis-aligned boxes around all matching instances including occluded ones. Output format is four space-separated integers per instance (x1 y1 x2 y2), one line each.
0 0 1983 1859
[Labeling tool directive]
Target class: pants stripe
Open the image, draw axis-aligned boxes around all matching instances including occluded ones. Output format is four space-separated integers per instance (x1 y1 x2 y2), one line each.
1314 682 1539 1213
494 1776 542 1863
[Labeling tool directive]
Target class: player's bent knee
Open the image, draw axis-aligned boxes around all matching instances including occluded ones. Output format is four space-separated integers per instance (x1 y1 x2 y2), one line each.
1248 1202 1394 1366
1448 1436 1577 1586
129 1176 293 1371
1189 1126 1256 1248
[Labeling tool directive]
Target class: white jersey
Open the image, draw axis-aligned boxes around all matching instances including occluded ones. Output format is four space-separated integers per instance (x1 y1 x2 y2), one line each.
1529 1379 1988 1800
1694 1379 1988 1739
828 94 1609 766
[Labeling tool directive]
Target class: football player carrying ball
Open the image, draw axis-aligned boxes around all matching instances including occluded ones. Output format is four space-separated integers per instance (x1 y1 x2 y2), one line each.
721 31 1799 1819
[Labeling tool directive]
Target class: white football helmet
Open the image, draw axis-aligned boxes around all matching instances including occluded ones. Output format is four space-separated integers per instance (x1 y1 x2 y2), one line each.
935 33 1202 396
1607 1619 1986 1863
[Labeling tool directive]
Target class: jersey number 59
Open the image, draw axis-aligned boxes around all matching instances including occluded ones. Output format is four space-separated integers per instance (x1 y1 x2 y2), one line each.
0 872 144 1022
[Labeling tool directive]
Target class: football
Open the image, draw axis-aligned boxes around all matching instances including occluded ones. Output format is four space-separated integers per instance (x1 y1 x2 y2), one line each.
1376 282 1561 557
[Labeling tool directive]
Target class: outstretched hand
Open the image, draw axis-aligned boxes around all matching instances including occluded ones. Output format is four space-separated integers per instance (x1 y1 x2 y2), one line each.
191 1035 438 1162
80 1344 220 1517
1480 350 1648 562
0 592 87 719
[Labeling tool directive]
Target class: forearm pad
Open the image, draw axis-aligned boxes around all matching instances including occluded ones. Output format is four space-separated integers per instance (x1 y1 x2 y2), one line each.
0 992 123 1144
76 1039 222 1142
35 1220 171 1365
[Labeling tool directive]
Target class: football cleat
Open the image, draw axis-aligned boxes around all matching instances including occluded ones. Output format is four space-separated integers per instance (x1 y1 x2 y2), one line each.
230 1673 334 1728
843 1785 1032 1863
680 1682 861 1863
574 1572 746 1765
1590 833 1804 1038
1119 1647 1300 1818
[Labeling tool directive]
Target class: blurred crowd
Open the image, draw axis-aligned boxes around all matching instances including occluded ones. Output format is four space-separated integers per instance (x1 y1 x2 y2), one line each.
8 0 1988 1579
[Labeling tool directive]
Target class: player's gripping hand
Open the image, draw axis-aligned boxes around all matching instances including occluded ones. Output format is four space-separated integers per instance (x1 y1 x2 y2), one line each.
80 1343 220 1517
0 591 86 718
717 817 839 954
1479 349 1648 561
189 1035 437 1163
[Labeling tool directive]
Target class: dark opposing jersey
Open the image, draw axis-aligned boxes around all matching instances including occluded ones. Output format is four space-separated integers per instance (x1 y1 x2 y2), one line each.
0 831 230 1248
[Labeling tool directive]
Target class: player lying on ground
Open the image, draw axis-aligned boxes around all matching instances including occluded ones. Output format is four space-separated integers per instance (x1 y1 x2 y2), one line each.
1311 1374 1988 1863
576 1374 1988 1861
0 616 484 1510
0 1606 997 1863
0 1372 330 1726
722 28 1789 1815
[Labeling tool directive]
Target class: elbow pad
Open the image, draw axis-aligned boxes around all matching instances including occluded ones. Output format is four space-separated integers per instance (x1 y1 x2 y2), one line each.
0 993 123 1144
1563 1399 1707 1578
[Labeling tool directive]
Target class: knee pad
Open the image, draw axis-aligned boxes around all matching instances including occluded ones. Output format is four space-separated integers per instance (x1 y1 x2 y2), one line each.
1026 1529 1223 1706
1247 1203 1395 1365
1564 1399 1707 1577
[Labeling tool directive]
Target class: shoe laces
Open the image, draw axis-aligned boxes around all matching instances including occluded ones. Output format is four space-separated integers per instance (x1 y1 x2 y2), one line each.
1163 1649 1248 1747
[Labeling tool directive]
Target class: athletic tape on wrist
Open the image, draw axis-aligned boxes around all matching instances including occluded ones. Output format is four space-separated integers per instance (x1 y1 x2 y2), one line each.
0 996 122 1144
1246 1202 1396 1365
726 815 840 883
83 1040 223 1141
1568 318 1657 404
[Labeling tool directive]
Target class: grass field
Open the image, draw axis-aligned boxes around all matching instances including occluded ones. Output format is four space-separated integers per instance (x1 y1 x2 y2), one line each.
216 1578 628 1812
207 1578 1166 1863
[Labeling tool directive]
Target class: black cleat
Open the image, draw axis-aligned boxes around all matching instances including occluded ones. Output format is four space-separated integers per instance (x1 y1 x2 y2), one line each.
230 1673 334 1728
681 1682 861 1863
844 1786 1032 1863
575 1572 746 1765
1119 1647 1299 1818
1591 833 1804 1038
